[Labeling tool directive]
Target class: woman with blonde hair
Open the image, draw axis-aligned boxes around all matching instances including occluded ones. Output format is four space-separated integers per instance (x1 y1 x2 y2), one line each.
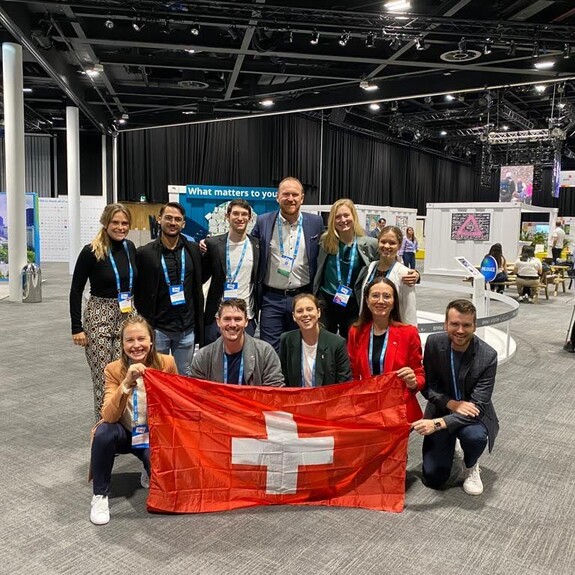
312 199 378 339
70 203 138 421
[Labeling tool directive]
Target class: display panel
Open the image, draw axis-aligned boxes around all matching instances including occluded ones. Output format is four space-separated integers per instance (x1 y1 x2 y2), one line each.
499 165 534 204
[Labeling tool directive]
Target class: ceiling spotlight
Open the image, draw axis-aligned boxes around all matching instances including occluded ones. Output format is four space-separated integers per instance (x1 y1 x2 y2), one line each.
287 29 294 43
338 31 350 47
182 110 196 115
132 20 145 32
384 0 411 11
228 25 239 41
390 36 402 50
260 99 274 107
369 103 380 111
424 95 432 104
190 23 200 36
440 130 447 136
415 37 427 51
310 30 319 45
502 125 509 131
534 60 555 70
532 40 539 57
185 48 196 54
85 64 104 77
458 37 467 54
534 84 547 93
104 19 114 30
359 80 378 91
558 102 566 109
366 32 375 48
507 41 516 57
564 44 571 59
483 39 492 55
23 87 33 93
445 94 455 101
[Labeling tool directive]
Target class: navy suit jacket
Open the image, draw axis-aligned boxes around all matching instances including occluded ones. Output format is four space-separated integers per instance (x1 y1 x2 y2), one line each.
422 333 499 451
201 233 260 324
251 210 324 293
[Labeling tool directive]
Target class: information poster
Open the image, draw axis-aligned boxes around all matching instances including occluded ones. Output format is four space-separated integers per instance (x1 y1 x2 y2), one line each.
451 212 491 242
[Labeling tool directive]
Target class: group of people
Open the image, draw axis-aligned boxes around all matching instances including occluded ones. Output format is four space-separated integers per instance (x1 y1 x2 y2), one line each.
70 177 499 525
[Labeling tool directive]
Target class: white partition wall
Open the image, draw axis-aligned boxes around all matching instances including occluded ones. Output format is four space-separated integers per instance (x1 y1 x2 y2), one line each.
425 202 558 276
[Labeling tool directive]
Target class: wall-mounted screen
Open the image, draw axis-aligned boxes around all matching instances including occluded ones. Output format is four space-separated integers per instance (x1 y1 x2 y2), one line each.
499 165 534 204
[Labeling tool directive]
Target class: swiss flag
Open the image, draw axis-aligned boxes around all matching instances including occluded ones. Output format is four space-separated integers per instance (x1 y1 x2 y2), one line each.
144 370 410 514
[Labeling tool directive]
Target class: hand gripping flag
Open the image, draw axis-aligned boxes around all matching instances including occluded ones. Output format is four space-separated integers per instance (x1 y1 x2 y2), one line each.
144 370 410 514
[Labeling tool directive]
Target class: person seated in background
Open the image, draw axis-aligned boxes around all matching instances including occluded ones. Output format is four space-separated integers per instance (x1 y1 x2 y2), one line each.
399 226 418 270
89 316 177 525
280 293 352 387
313 199 378 340
513 244 542 302
347 277 424 423
486 243 508 294
191 298 284 387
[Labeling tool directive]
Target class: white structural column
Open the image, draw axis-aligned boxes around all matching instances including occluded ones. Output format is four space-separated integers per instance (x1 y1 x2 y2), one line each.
101 134 108 202
66 106 81 274
2 43 27 302
112 134 118 203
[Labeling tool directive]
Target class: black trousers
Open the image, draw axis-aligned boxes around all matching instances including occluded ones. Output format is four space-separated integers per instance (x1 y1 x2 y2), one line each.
318 290 359 340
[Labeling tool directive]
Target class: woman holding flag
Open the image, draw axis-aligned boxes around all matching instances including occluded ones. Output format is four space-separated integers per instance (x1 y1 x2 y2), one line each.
347 277 424 422
89 315 177 525
280 293 352 387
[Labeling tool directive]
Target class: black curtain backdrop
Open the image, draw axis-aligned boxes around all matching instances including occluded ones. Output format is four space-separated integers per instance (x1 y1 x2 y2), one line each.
122 114 575 214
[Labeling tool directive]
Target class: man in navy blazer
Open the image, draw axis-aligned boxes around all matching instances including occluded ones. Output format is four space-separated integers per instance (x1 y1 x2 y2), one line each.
251 177 324 352
412 299 499 496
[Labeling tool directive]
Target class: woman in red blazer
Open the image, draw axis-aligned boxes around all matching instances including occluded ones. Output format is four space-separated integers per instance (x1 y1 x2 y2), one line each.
347 277 425 422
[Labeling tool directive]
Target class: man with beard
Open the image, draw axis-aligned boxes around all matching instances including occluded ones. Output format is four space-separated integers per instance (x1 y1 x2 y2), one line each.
135 202 204 376
190 298 284 387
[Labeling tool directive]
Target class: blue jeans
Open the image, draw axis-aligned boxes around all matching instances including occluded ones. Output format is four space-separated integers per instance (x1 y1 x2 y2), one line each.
154 327 195 376
91 422 149 496
259 291 299 353
402 252 416 269
422 422 488 489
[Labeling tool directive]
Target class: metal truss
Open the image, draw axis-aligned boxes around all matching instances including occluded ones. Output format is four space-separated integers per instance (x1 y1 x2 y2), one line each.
487 129 565 144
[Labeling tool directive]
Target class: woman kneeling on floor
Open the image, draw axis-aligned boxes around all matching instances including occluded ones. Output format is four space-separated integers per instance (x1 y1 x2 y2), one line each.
89 315 177 525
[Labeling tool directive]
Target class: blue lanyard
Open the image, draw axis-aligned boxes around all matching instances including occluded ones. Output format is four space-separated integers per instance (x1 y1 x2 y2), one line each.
336 239 357 287
160 248 185 287
278 213 303 265
301 341 317 387
368 261 396 283
224 353 244 385
132 381 141 424
226 236 249 283
368 325 388 376
108 241 133 294
450 350 461 401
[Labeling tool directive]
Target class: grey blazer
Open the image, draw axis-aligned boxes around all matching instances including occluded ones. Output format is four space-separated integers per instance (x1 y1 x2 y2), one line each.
422 333 499 451
312 235 379 299
190 333 284 387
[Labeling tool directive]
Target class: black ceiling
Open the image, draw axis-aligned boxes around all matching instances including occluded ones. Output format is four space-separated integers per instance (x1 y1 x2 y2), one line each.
1 0 575 164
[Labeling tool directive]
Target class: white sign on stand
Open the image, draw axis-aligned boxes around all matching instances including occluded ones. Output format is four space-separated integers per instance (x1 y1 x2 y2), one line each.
454 256 488 326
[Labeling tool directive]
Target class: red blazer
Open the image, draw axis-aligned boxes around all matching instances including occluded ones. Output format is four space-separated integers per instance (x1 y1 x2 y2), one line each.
347 322 425 422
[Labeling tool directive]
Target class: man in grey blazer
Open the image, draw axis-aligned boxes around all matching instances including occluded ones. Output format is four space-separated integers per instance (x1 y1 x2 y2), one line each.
191 298 284 387
412 299 499 496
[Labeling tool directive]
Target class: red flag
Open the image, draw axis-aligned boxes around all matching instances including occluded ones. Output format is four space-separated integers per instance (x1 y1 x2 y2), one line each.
144 370 410 514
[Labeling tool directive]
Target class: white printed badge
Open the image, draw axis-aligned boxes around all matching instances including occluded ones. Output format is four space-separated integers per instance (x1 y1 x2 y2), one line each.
169 284 186 306
131 424 149 449
333 285 352 307
277 255 294 278
118 292 133 313
223 281 239 299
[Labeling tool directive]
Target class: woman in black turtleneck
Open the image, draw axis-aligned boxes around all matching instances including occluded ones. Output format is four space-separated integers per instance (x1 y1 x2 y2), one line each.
69 203 138 421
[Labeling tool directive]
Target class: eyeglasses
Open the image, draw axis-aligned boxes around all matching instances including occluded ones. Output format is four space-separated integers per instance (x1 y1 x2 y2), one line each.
368 293 393 302
162 215 184 223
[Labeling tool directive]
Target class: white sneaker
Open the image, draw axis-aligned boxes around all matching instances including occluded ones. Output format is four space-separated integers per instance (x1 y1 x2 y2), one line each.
140 468 150 489
462 463 483 495
90 495 110 525
454 438 464 459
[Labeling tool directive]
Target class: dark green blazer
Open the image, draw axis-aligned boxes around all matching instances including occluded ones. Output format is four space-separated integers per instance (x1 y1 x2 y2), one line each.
279 328 352 387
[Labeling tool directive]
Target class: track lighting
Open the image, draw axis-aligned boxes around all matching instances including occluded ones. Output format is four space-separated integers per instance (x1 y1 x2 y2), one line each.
390 101 398 111
338 32 350 47
104 19 114 30
369 103 380 111
132 20 145 32
415 37 427 51
483 39 492 55
287 29 293 43
458 37 467 54
507 41 516 57
532 41 539 57
228 25 239 41
310 30 319 45
564 44 571 59
534 60 555 70
366 32 375 48
260 99 274 107
390 36 401 50
190 23 200 36
359 80 378 91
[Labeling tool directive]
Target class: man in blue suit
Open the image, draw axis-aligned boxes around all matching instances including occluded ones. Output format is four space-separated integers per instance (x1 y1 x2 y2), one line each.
251 177 324 352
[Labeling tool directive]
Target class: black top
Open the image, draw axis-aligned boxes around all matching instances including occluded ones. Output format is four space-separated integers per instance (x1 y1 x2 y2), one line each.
69 239 137 334
153 242 195 333
371 332 387 376
224 350 244 385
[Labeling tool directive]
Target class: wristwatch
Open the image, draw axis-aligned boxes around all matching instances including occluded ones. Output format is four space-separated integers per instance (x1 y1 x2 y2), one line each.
433 419 442 431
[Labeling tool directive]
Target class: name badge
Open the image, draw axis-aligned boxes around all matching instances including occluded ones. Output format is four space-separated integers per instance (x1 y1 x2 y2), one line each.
131 424 149 449
118 292 133 313
277 255 294 278
169 284 186 306
223 281 239 299
333 285 352 307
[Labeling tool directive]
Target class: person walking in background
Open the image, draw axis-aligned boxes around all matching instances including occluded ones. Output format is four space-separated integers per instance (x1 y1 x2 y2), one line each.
280 293 352 387
135 202 204 376
70 203 138 421
399 226 418 269
202 199 259 345
251 177 323 353
551 221 566 263
347 277 424 423
513 244 542 302
313 199 378 339
486 243 507 294
89 316 177 525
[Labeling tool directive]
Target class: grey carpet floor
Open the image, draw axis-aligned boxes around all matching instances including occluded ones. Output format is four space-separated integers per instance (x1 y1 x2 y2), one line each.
1 263 574 575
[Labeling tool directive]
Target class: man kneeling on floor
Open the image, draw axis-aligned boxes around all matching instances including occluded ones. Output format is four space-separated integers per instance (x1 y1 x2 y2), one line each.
412 299 499 495
191 298 284 387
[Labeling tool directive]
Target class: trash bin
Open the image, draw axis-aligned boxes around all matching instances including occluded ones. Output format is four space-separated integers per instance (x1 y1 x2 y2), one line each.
22 263 42 303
